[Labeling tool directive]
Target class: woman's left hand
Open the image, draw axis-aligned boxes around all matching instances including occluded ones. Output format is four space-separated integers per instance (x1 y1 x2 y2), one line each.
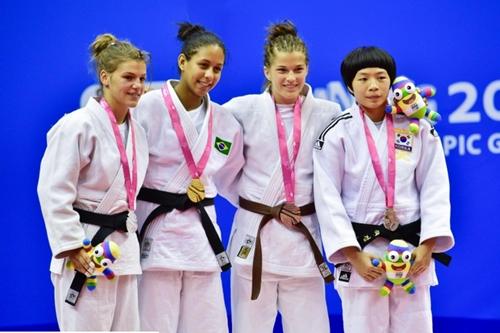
409 238 436 277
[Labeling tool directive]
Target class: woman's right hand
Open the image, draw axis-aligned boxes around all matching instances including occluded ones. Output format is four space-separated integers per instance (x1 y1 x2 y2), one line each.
66 248 95 276
342 247 384 282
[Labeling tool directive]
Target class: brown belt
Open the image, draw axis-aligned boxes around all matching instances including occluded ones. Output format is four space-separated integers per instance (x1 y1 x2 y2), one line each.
239 197 334 300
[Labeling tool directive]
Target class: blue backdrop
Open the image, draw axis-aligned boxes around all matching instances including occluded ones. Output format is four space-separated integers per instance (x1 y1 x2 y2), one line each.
1 0 499 330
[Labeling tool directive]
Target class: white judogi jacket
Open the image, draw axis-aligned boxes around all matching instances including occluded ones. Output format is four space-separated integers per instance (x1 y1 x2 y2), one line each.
313 103 455 288
134 80 244 272
220 85 341 278
38 97 149 276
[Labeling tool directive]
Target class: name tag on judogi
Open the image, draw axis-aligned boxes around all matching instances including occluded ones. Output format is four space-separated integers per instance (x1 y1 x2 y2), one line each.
237 234 255 259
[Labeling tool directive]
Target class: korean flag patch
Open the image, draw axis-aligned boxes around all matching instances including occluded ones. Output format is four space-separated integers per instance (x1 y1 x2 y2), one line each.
395 128 413 152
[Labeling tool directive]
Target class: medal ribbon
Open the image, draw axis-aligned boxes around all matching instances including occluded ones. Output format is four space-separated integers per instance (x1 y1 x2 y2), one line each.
274 97 302 203
100 98 137 210
359 108 396 208
162 87 213 180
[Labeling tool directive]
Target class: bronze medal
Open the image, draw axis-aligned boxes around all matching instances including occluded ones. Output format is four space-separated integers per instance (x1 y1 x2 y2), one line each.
383 207 399 231
187 178 205 203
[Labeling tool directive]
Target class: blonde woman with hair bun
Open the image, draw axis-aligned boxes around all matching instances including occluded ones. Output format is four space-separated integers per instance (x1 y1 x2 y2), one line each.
38 33 150 330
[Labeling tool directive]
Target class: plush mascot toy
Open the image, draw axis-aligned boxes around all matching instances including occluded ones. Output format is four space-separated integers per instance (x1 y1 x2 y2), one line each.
386 76 441 134
67 238 121 291
371 239 416 296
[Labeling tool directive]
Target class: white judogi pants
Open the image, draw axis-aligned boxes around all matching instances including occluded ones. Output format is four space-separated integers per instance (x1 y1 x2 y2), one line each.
51 271 140 331
231 271 330 333
139 270 228 333
337 285 432 333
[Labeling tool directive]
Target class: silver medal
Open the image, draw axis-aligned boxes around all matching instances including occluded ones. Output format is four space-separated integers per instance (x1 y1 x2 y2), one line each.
383 207 399 231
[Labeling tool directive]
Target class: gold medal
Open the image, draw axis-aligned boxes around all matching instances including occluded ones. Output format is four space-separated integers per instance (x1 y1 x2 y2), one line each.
383 207 399 231
187 178 205 203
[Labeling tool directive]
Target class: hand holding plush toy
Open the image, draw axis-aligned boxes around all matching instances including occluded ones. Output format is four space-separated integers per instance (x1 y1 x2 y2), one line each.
386 76 441 134
67 238 121 291
371 239 416 296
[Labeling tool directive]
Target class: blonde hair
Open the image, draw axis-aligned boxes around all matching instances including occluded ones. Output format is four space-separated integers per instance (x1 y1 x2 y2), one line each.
90 33 150 81
263 20 308 68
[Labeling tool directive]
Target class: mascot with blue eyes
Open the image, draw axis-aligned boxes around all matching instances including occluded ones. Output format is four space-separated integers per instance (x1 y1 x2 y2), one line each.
67 238 121 291
386 76 441 134
371 239 416 296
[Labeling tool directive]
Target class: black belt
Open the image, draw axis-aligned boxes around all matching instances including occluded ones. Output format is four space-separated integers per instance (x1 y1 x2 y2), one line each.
351 220 451 266
66 208 130 306
137 187 231 271
239 197 334 301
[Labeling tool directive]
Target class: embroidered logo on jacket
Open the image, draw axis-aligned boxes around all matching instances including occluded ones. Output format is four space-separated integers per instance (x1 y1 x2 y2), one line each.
314 139 325 150
338 271 351 282
214 136 232 156
338 263 352 282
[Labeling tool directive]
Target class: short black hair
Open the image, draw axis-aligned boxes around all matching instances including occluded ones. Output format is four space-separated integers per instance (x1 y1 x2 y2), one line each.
340 46 396 93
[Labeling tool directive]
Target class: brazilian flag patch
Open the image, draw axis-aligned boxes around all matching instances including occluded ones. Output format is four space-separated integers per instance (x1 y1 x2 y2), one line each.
214 136 232 156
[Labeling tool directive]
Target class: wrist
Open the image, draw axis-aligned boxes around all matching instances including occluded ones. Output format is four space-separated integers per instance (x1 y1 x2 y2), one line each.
342 246 362 261
421 237 437 250
57 247 84 259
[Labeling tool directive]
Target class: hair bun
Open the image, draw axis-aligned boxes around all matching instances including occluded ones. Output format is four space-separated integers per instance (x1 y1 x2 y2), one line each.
90 33 118 58
266 20 298 42
177 22 206 41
